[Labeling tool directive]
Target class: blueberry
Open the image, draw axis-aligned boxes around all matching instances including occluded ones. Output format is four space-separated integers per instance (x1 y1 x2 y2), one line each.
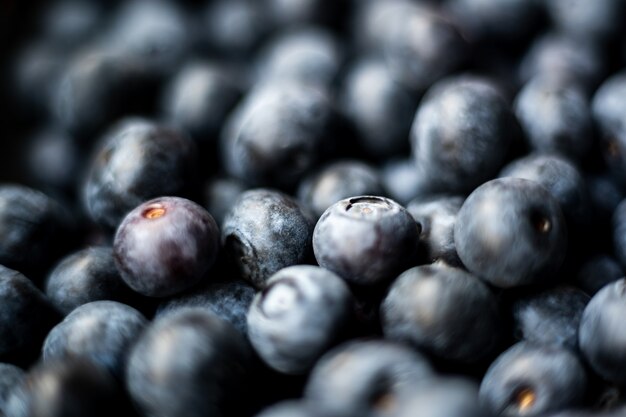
381 263 500 364
592 71 626 139
499 153 591 227
199 0 270 58
0 266 62 365
454 178 567 288
392 377 486 417
0 184 75 281
579 278 626 385
157 279 256 334
52 50 151 142
161 61 242 145
339 57 417 158
114 196 219 298
546 0 625 43
519 33 606 92
313 195 419 286
410 76 517 193
592 72 626 184
126 308 254 417
221 189 314 288
247 265 353 374
83 118 197 229
514 77 594 162
105 0 190 78
510 286 590 351
221 82 336 188
44 246 139 315
297 160 386 219
479 342 587 417
576 255 623 296
254 28 342 88
5 357 132 417
43 300 147 377
0 363 25 415
304 339 433 417
354 1 466 92
406 195 464 266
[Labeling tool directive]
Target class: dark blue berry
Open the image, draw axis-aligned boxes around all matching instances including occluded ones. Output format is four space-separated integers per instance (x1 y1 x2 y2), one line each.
5 357 132 417
579 278 626 385
114 196 219 298
221 189 314 288
381 263 500 364
0 184 75 281
43 300 147 377
410 76 517 193
479 342 587 417
126 308 254 417
313 196 419 286
0 266 61 366
304 339 433 417
83 118 197 229
157 279 255 335
247 265 353 374
221 82 336 188
44 246 139 315
510 286 590 350
454 178 568 288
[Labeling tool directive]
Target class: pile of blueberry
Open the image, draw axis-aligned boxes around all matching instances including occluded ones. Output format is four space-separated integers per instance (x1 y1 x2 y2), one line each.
3 0 626 416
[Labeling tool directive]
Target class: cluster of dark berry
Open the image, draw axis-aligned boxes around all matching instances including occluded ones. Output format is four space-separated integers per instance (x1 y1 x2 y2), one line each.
2 0 626 416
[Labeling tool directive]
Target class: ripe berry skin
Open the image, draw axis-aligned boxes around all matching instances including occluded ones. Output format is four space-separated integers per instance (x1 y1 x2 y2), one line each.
454 178 567 288
510 286 589 351
5 357 132 417
157 279 255 334
0 184 74 282
83 118 197 230
479 342 587 417
410 76 517 194
579 278 626 385
247 265 353 374
304 340 433 417
220 82 335 188
499 153 591 227
126 309 254 417
514 77 594 163
339 57 416 158
161 61 241 144
42 300 148 377
221 189 314 288
114 196 219 298
44 246 138 315
313 196 419 286
380 263 500 364
0 265 62 366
